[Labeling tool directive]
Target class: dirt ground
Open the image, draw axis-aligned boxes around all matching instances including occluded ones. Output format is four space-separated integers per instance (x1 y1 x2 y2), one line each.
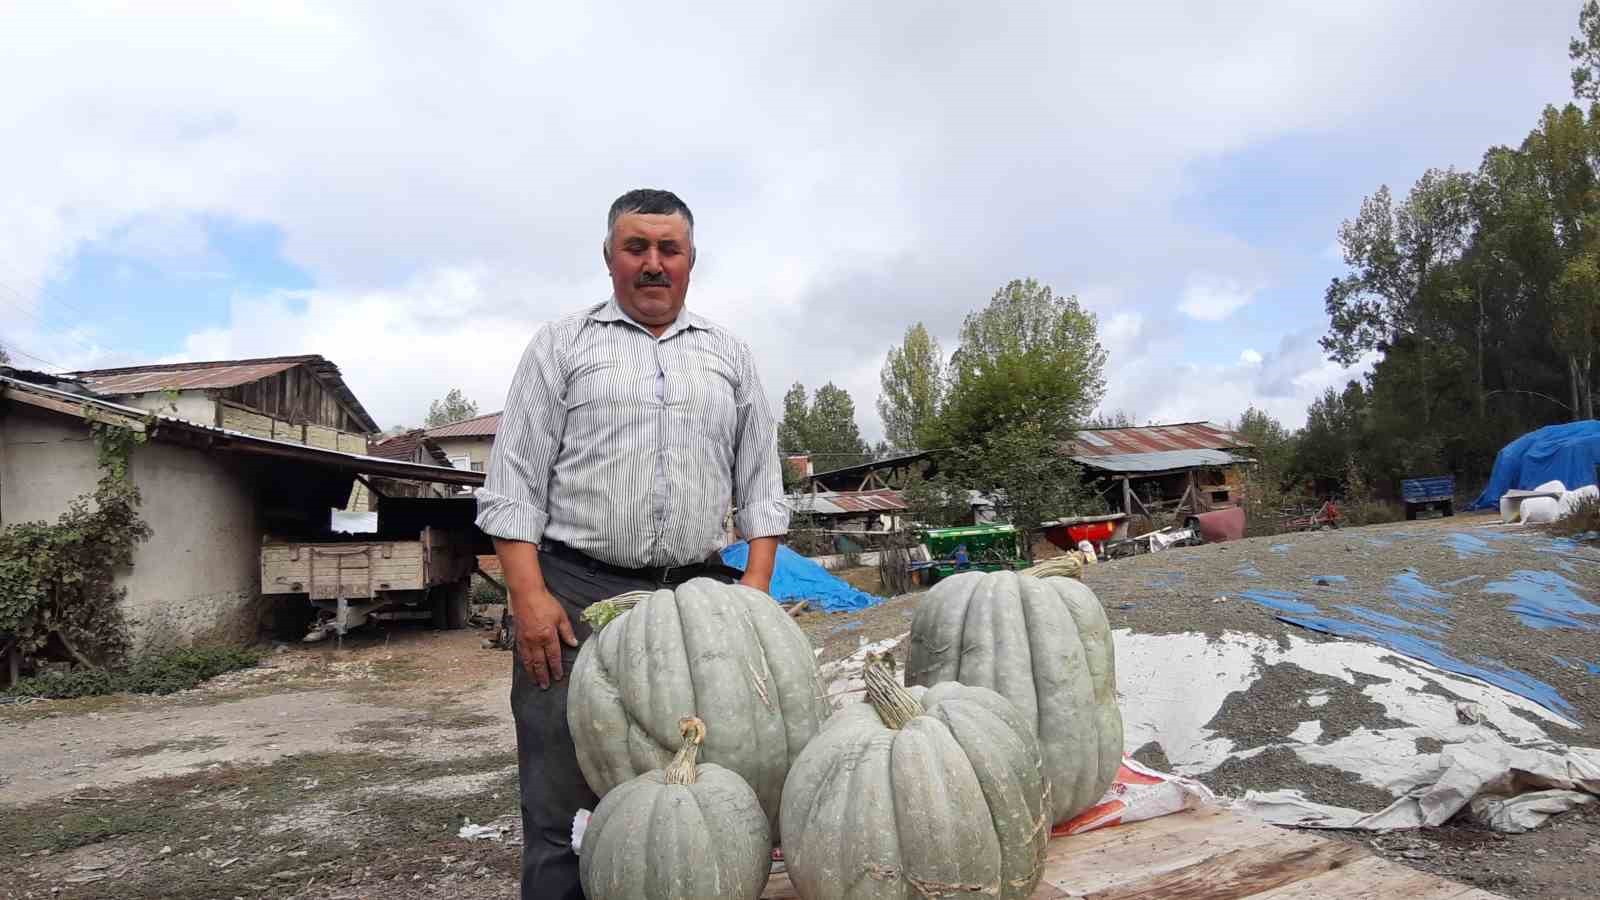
0 630 524 899
2 515 1596 899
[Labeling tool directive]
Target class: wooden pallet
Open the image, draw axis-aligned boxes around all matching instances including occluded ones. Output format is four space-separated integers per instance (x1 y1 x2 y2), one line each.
761 805 1505 899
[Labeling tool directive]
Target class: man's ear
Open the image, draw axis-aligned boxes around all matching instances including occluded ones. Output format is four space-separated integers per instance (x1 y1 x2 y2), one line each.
689 246 697 270
602 239 612 270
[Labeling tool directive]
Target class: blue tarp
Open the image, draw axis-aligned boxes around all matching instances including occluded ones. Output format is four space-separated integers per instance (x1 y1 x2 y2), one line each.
1470 421 1600 510
720 542 885 612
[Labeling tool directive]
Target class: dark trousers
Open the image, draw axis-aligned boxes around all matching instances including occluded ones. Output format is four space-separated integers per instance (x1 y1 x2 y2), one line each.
512 548 739 900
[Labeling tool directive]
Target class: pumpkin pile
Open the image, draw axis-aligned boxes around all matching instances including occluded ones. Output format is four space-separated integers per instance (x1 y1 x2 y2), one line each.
568 569 1122 900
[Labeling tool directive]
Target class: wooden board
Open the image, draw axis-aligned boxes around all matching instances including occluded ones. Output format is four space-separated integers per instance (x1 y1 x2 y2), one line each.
336 430 369 455
260 541 427 596
221 402 277 439
304 423 341 451
760 806 1505 900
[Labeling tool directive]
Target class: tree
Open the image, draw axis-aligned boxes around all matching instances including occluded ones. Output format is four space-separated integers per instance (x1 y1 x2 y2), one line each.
932 278 1107 449
807 383 870 466
0 344 9 365
877 323 944 451
1233 406 1296 477
1296 384 1366 485
1322 170 1475 367
777 383 811 456
425 388 479 428
1553 249 1600 419
944 423 1098 557
1084 410 1137 429
776 382 869 468
1572 0 1600 100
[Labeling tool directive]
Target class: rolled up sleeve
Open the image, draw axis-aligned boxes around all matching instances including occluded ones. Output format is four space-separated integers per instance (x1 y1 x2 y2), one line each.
475 326 566 544
730 342 790 540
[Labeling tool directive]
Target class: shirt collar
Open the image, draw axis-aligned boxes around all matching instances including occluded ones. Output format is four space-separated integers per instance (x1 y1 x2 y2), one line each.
589 296 714 338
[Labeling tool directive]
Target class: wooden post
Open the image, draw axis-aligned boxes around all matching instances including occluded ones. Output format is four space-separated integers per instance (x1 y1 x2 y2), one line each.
1121 477 1132 516
5 641 18 690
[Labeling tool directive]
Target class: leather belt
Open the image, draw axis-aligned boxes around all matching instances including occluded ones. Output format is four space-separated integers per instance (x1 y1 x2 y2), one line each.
538 540 730 586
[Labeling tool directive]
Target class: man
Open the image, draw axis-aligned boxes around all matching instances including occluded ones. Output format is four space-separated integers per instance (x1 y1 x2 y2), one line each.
475 188 789 900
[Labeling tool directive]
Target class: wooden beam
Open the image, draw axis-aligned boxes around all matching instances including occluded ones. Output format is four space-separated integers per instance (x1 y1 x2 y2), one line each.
354 473 387 499
1 387 147 432
1121 476 1132 516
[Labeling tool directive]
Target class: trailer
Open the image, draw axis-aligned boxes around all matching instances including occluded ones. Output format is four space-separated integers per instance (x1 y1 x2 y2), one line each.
1402 475 1456 520
261 496 488 642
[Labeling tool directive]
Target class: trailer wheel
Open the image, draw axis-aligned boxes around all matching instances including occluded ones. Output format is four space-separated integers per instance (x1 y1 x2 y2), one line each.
1405 504 1418 521
1442 500 1455 517
432 580 471 630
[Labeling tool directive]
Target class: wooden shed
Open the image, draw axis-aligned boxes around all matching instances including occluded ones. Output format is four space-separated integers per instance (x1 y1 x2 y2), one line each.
70 355 380 454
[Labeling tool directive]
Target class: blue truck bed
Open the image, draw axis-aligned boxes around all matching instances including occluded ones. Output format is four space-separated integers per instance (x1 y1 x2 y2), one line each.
1401 475 1455 519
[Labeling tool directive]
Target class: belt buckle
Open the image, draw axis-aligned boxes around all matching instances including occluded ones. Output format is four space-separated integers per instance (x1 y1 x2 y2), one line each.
658 563 674 585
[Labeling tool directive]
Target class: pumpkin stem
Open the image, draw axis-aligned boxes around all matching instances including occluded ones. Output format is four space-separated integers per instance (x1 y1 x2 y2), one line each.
664 716 706 785
580 590 654 631
863 652 922 729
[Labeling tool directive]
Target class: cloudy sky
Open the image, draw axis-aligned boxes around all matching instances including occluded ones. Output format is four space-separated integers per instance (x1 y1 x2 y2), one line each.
0 2 1579 443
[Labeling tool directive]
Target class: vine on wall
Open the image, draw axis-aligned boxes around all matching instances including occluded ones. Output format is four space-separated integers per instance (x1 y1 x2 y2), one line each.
0 412 153 670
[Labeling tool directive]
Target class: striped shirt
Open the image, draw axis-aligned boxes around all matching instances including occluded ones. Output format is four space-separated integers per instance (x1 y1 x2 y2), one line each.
475 297 790 568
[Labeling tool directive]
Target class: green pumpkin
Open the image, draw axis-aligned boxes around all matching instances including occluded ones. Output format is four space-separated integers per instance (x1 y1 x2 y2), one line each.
580 717 771 900
568 578 830 836
906 570 1122 825
780 655 1049 900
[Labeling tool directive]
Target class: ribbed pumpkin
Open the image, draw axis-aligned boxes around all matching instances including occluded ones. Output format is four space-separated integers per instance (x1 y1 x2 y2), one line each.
568 578 830 836
779 655 1049 900
580 717 771 900
906 570 1122 825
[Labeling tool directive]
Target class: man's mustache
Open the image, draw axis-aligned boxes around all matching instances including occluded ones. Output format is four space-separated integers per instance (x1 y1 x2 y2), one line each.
636 271 672 288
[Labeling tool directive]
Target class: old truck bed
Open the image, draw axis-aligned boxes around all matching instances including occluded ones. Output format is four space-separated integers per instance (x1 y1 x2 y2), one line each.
260 526 474 599
761 805 1503 899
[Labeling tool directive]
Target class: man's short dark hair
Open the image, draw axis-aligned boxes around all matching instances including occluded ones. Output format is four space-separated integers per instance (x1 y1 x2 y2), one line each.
605 189 695 258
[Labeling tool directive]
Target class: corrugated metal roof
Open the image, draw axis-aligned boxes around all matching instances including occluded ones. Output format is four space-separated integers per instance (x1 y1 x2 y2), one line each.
0 374 481 486
1071 448 1248 474
69 355 381 434
426 411 502 438
786 489 907 516
1066 421 1248 457
71 357 310 392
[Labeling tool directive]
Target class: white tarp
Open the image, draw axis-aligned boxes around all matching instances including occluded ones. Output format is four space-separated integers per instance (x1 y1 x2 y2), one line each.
818 627 1600 832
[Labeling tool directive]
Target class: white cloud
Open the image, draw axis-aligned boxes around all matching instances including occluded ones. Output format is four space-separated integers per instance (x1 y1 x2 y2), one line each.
1098 329 1372 430
0 1 1575 435
1178 274 1260 321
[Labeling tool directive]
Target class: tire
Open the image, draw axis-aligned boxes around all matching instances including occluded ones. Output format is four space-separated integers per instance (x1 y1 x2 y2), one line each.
1442 500 1455 518
1405 504 1418 521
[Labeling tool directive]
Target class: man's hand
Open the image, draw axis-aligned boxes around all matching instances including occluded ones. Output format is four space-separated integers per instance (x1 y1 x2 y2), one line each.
512 585 578 689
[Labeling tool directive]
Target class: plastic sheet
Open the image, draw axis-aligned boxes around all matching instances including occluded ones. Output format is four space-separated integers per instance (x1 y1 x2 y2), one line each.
1472 421 1600 510
720 541 884 612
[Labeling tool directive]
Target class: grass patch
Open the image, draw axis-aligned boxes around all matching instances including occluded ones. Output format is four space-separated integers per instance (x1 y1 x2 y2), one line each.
4 646 264 700
343 710 500 745
1547 493 1600 537
108 736 227 759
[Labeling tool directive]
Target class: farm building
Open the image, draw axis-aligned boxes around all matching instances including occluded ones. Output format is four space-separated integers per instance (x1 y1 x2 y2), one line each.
787 488 907 533
69 355 380 453
426 410 501 476
0 367 480 657
347 429 454 510
1065 421 1254 519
